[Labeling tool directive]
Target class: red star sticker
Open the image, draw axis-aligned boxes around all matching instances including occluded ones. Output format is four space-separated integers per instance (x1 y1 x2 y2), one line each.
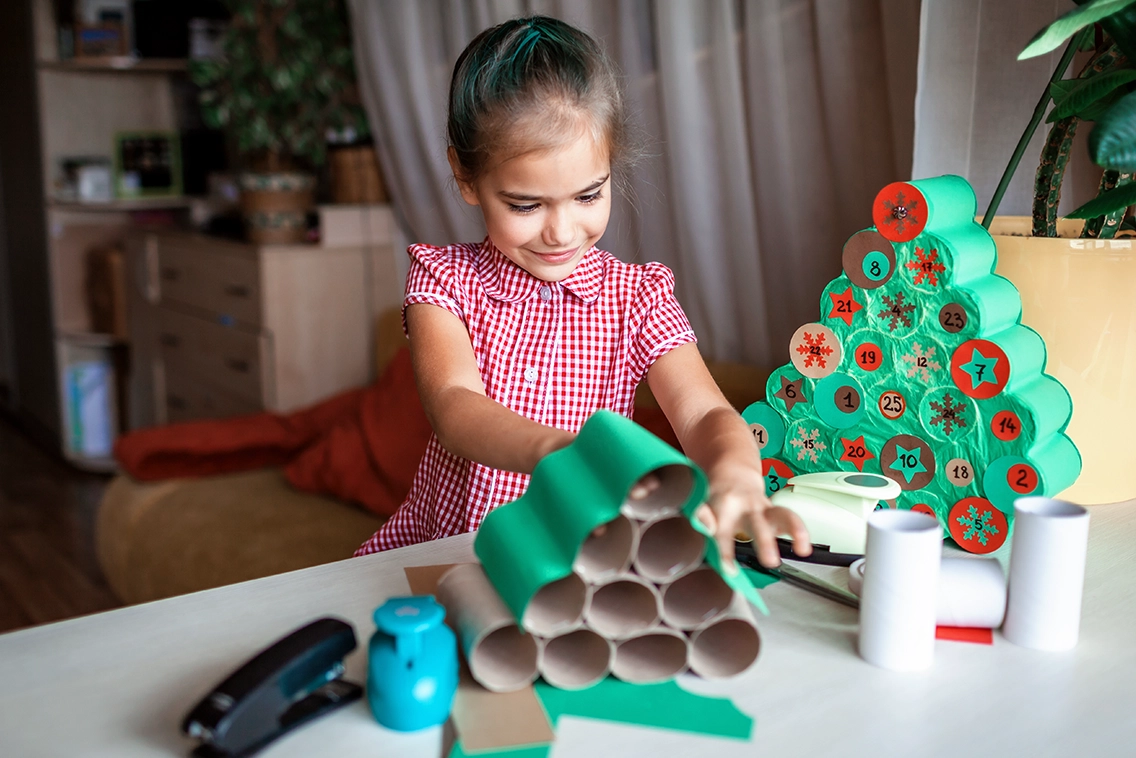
828 286 863 327
839 435 876 472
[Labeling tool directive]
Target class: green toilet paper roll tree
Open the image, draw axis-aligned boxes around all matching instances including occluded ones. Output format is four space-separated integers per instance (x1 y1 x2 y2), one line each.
743 176 1081 554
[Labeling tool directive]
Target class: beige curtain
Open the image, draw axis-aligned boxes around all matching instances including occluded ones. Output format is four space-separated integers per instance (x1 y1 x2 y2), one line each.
349 0 919 366
912 0 1098 219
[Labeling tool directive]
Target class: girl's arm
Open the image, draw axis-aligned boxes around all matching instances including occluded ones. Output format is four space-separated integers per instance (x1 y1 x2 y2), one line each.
646 342 812 569
406 302 574 473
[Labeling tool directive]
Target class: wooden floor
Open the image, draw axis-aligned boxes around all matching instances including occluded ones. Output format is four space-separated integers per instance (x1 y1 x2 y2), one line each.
0 416 121 634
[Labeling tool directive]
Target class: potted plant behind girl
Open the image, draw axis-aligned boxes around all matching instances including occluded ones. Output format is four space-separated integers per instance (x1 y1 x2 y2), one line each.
984 0 1136 504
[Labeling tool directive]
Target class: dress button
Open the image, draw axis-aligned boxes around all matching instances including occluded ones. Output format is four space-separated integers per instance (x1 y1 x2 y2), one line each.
524 367 539 383
539 285 552 301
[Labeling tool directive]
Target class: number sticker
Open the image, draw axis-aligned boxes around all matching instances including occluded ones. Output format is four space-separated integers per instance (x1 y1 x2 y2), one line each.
863 251 891 282
837 386 861 412
939 303 968 334
762 459 794 497
879 390 906 420
946 457 974 487
991 410 1022 441
855 343 883 372
879 433 936 491
842 230 897 289
748 423 769 450
1008 463 1039 494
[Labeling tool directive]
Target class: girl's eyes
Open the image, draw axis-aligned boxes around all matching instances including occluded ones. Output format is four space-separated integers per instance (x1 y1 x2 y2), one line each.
506 191 604 215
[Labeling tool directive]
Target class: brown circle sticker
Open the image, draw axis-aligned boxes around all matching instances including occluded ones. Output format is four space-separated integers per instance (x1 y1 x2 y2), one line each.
835 385 862 413
789 323 842 379
879 434 935 491
842 230 897 290
945 458 975 487
878 389 907 421
939 303 968 334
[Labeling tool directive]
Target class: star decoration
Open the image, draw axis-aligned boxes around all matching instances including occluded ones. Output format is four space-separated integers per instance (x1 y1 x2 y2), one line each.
888 443 927 484
839 436 875 472
959 348 999 388
774 375 806 412
828 286 864 327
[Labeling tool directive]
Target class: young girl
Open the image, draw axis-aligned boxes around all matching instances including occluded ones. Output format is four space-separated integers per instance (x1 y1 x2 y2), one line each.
355 15 809 569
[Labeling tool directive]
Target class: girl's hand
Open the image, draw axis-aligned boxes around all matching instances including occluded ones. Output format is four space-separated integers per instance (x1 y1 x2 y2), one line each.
696 462 812 570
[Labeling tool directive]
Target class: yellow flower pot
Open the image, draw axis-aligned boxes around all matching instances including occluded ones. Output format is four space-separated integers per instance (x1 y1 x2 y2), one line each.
990 217 1136 504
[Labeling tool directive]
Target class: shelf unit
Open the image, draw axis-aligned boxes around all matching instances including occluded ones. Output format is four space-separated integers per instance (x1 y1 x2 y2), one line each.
37 57 188 73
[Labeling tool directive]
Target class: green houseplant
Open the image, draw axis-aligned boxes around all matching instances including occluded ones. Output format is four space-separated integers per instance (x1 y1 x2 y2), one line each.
983 0 1136 504
190 0 370 243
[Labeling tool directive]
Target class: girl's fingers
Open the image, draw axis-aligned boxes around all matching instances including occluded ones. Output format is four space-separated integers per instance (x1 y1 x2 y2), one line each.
628 473 662 501
766 506 812 558
695 503 717 533
745 508 783 568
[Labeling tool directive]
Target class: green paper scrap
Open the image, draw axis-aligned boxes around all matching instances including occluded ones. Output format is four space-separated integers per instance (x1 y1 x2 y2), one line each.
475 410 768 621
447 678 754 758
741 566 782 590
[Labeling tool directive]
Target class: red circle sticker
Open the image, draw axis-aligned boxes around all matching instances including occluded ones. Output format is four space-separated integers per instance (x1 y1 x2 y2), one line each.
991 410 1022 441
1008 463 1040 494
911 503 936 518
873 182 928 242
878 390 906 420
948 497 1009 554
855 343 883 372
762 459 794 496
950 339 1010 399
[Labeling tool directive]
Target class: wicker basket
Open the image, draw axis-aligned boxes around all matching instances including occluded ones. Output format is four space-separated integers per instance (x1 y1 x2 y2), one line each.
329 144 388 205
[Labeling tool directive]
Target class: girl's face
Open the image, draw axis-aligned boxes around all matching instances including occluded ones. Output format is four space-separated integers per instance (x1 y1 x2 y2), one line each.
451 130 612 282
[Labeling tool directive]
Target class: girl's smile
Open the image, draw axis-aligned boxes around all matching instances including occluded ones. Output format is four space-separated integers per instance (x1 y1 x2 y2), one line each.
450 127 612 282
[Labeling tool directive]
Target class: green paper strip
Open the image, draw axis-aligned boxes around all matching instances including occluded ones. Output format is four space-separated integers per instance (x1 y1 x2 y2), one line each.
475 411 768 622
448 678 754 758
908 175 979 233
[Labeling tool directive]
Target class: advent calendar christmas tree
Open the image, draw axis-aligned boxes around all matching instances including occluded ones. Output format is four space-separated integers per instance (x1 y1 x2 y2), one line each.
743 176 1081 554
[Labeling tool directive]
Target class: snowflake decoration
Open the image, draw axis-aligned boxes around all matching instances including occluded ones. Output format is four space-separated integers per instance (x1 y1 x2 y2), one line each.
929 392 968 436
795 331 835 369
788 426 827 463
957 504 1000 546
876 292 916 332
906 247 946 286
881 191 922 237
901 342 942 382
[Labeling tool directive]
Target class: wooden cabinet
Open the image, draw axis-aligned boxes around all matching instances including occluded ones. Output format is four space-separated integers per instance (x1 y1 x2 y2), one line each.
126 224 402 428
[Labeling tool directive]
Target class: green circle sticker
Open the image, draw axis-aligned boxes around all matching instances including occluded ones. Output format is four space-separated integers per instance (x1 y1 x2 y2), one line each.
862 251 891 282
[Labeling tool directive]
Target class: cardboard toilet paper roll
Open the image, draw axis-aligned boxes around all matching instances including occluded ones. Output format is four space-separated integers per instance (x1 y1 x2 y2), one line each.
620 465 696 520
849 556 1007 628
583 573 661 639
611 627 690 683
522 572 588 637
574 514 637 582
633 516 706 583
436 564 539 693
537 629 613 690
659 566 735 630
1003 497 1090 651
859 510 942 671
687 592 761 679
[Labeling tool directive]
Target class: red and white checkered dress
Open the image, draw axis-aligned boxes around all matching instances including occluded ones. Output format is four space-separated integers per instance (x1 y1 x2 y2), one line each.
354 238 696 555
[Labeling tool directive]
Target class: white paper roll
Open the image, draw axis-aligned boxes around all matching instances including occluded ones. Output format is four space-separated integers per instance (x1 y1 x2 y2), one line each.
659 566 734 630
575 514 637 582
436 564 539 692
849 556 1007 628
858 510 942 671
1003 497 1091 652
620 465 695 520
611 628 689 683
537 629 613 690
632 516 706 583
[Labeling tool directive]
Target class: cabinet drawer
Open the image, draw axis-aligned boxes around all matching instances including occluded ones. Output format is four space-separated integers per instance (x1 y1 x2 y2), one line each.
156 237 262 326
154 308 273 406
163 363 263 424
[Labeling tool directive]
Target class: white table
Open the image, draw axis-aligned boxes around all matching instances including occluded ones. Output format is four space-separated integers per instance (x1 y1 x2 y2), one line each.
2 500 1134 758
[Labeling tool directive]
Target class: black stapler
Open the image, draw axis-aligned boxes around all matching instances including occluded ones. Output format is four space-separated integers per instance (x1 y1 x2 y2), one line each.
182 617 363 758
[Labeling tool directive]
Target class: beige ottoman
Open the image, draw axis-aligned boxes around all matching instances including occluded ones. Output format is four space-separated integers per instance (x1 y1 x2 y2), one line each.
96 469 385 605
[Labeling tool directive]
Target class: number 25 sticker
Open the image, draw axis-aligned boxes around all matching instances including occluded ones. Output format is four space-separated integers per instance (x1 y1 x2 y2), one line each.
879 390 906 420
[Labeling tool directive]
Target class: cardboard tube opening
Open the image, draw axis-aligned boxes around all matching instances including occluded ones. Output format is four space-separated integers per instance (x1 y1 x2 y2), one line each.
469 625 541 692
611 630 689 683
538 629 612 690
523 573 588 637
621 465 694 520
689 618 760 679
575 515 636 582
634 516 706 582
660 567 734 629
584 575 661 639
